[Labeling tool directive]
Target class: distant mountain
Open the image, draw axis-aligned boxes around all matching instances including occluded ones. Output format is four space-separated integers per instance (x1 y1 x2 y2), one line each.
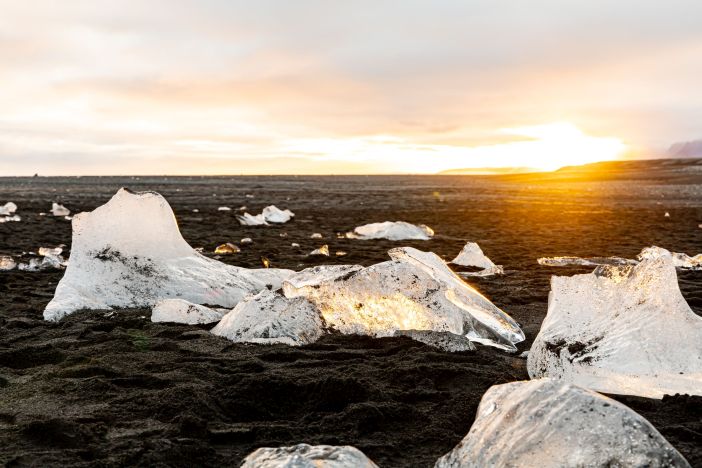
668 140 702 158
439 166 540 175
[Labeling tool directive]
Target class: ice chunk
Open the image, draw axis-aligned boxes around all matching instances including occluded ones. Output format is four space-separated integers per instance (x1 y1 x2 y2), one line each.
241 443 378 468
346 221 434 240
637 245 702 270
435 379 690 468
44 188 292 321
394 330 475 352
51 203 70 216
665 211 671 217
236 212 268 226
241 237 253 245
537 256 634 267
0 214 21 223
262 205 295 223
310 232 323 239
283 248 524 351
309 245 330 256
0 255 16 271
211 290 324 346
527 256 702 398
214 243 240 254
451 242 504 276
151 299 224 324
217 206 231 211
335 250 348 257
0 202 17 215
291 242 300 248
38 246 63 257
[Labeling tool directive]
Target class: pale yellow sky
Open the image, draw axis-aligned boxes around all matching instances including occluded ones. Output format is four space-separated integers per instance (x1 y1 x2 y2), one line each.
0 1 701 175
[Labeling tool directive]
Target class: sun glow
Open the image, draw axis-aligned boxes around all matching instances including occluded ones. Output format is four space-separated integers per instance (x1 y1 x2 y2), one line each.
282 122 627 173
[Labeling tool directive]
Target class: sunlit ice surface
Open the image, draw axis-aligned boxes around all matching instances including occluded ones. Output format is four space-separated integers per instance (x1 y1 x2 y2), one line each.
283 122 627 173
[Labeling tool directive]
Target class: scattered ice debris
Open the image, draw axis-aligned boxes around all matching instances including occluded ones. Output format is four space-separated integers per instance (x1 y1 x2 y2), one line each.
451 242 504 277
346 221 434 241
0 202 17 216
236 212 268 226
537 256 634 267
51 203 70 216
43 188 292 321
665 212 671 217
310 232 323 239
637 246 702 270
283 248 524 351
435 379 690 468
309 245 330 256
214 243 240 255
0 255 16 271
240 237 253 245
335 250 348 257
279 232 288 238
0 214 21 223
291 243 300 248
262 205 295 223
527 256 702 398
394 330 475 352
211 290 325 346
151 299 224 325
241 443 378 468
217 206 231 211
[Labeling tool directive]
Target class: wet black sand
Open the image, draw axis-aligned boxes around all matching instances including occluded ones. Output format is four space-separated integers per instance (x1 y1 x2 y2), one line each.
1 165 702 466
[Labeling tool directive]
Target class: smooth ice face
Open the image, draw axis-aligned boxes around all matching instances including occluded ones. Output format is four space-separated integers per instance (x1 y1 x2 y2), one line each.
527 256 702 398
283 248 523 351
346 221 434 240
236 212 268 226
211 290 325 346
262 205 295 223
638 246 702 270
241 443 379 468
151 299 225 325
44 189 292 321
435 379 690 468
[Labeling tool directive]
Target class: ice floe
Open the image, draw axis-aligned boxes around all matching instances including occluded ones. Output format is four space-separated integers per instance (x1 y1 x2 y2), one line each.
538 245 702 270
211 290 325 346
527 256 702 398
394 330 475 352
451 242 504 277
283 247 524 351
435 379 690 468
44 188 292 321
51 202 70 216
346 221 434 241
241 443 378 468
151 299 225 324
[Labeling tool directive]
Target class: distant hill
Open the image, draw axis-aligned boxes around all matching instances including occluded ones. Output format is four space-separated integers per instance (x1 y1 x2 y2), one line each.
439 166 540 175
668 140 702 158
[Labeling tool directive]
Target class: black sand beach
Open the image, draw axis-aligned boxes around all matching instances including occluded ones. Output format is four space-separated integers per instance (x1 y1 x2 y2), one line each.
1 163 702 466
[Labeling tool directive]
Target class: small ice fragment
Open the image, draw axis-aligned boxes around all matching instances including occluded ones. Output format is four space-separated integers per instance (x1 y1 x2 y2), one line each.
291 243 300 248
394 330 475 352
665 212 670 217
236 212 268 226
240 237 253 245
64 215 72 221
0 255 16 271
309 245 330 256
51 203 70 216
0 215 21 223
435 379 690 468
335 251 348 257
519 351 529 358
261 205 295 223
241 443 379 468
238 206 247 211
451 242 503 276
211 290 325 346
214 243 240 254
245 194 254 198
310 233 323 239
346 221 434 241
192 209 199 213
151 299 224 325
279 232 288 238
260 256 271 268
39 246 63 257
528 255 702 398
0 202 17 216
217 206 231 211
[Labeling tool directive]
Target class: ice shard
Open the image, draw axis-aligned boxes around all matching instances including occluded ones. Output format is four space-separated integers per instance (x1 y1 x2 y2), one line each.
451 242 504 276
346 221 434 240
44 189 292 321
211 290 325 346
236 212 268 226
435 379 689 468
283 248 524 351
261 205 295 223
527 256 702 398
51 203 70 216
537 256 634 267
151 299 225 325
241 443 379 468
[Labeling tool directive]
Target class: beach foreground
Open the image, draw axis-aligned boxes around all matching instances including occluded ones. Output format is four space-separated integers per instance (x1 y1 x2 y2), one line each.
1 167 701 466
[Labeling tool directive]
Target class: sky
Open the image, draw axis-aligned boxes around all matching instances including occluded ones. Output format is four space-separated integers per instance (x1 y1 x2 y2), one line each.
1 1 701 175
